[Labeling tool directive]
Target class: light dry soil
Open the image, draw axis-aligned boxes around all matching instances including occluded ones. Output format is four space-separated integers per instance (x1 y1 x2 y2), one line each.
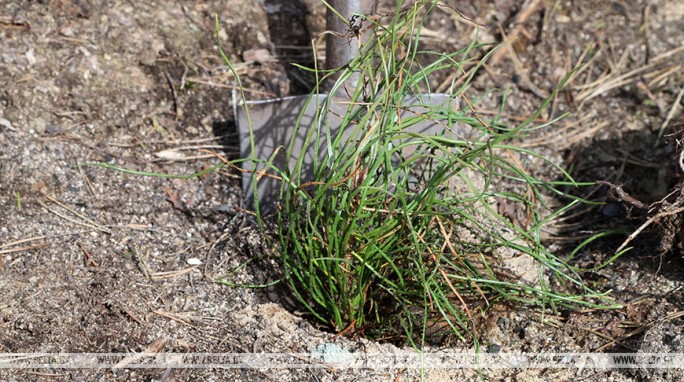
1 0 683 381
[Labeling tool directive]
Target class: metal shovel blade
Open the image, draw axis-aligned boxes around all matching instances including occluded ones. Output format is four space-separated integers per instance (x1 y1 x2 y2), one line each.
235 0 461 214
235 93 461 214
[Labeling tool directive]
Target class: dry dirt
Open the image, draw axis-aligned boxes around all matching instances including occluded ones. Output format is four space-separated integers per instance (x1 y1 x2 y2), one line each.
1 0 683 381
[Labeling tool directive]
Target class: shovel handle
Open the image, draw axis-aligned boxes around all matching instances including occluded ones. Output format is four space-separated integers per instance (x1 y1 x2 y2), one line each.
325 0 377 90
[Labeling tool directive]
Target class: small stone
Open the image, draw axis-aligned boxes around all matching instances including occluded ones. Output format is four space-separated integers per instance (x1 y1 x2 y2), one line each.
59 26 74 37
602 202 622 218
556 14 571 23
311 343 354 364
242 48 272 64
33 118 47 135
0 118 15 131
25 48 36 66
256 31 268 46
497 317 511 332
187 258 202 266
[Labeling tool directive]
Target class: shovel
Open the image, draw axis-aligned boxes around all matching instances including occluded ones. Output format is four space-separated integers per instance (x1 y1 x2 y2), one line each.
234 0 460 214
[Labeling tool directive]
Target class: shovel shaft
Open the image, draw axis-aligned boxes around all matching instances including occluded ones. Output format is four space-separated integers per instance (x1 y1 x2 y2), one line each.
325 0 377 91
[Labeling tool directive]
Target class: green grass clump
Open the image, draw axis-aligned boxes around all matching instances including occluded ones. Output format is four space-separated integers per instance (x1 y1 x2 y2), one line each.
230 1 619 346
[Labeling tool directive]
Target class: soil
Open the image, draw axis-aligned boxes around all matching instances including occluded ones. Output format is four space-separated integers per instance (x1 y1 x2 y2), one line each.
1 0 682 381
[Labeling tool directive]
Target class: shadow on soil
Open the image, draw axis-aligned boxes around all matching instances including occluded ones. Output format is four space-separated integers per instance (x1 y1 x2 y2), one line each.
560 123 684 285
209 0 330 330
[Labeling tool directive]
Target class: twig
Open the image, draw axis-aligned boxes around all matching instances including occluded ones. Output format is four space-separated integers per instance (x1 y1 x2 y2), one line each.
131 248 152 279
436 217 488 306
152 310 196 327
164 70 182 118
42 193 110 233
1 235 47 249
596 310 684 352
647 65 680 88
435 2 486 29
78 242 98 267
120 304 144 325
38 200 109 234
642 3 652 61
577 45 684 103
494 24 548 99
489 0 544 67
596 181 648 209
203 229 234 276
180 60 189 90
0 243 48 255
415 217 475 322
579 326 636 351
150 267 196 280
519 119 608 149
616 205 684 253
77 161 97 197
655 87 684 145
112 338 167 369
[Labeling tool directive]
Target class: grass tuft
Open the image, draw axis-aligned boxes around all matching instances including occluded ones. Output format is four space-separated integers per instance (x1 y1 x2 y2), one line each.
226 1 622 346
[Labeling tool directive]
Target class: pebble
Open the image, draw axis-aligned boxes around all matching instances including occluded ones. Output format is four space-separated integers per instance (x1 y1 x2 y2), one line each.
25 48 36 66
602 202 622 218
242 48 272 64
187 258 202 266
0 118 15 131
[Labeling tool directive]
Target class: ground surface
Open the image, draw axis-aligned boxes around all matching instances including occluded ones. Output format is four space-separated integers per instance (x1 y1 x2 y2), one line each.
1 0 683 381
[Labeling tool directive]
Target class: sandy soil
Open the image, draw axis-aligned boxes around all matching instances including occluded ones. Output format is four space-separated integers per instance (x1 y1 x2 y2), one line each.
1 0 682 381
